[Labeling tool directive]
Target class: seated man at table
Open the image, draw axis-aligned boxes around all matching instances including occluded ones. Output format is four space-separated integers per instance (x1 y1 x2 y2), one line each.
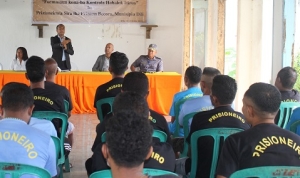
25 56 72 159
0 82 57 177
216 83 300 178
92 43 114 71
130 44 163 72
86 92 175 175
168 66 203 136
176 75 250 177
94 51 129 118
103 111 180 178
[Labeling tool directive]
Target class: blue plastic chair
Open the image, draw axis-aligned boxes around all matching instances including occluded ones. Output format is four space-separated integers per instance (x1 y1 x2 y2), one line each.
230 166 300 178
32 111 68 178
190 128 243 178
286 107 300 134
101 130 168 143
180 112 198 157
89 168 178 178
277 102 300 128
96 97 115 122
0 162 51 178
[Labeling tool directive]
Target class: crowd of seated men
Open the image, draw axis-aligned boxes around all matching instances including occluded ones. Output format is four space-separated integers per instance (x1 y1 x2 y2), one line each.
1 48 300 178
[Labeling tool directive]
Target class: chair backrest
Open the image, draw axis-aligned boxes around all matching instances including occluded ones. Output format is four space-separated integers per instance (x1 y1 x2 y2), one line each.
32 111 68 166
96 97 115 122
0 162 51 178
101 130 167 143
278 102 300 128
51 136 60 165
230 166 300 178
89 168 178 178
180 112 198 157
190 128 243 178
64 100 69 115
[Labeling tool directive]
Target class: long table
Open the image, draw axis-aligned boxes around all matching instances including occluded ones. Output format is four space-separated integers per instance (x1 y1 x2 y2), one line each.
0 71 182 115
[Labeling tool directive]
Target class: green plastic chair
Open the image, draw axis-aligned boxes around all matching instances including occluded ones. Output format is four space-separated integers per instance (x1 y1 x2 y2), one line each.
173 98 194 137
277 102 300 128
230 166 300 178
180 112 198 158
101 130 167 143
63 100 71 172
0 162 51 178
51 136 60 165
96 97 115 122
32 111 68 178
64 100 69 115
89 168 178 178
190 128 243 178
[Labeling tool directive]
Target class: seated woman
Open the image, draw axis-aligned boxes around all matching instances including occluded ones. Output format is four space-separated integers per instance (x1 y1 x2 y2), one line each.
10 47 28 71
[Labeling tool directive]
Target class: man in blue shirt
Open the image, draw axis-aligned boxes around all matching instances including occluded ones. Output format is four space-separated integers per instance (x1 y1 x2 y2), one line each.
178 67 220 129
168 66 203 136
0 82 57 177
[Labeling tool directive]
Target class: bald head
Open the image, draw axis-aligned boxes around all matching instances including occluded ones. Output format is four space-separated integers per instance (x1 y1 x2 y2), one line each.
45 58 58 77
105 43 114 56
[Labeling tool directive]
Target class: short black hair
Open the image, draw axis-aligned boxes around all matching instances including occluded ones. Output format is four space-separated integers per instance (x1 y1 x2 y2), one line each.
1 82 34 112
277 67 297 89
122 72 149 96
56 24 64 30
15 47 28 61
245 83 281 114
109 52 129 75
113 92 149 118
106 111 153 168
211 75 237 105
185 66 202 84
203 67 221 76
26 56 45 83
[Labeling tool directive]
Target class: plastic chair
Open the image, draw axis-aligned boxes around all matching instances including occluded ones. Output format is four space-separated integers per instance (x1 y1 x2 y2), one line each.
62 100 71 172
32 111 68 178
230 166 300 178
64 100 69 115
277 102 300 128
173 98 194 137
0 162 51 178
190 128 243 178
101 130 167 143
51 136 61 165
96 97 115 122
180 112 198 158
90 168 178 178
286 107 300 134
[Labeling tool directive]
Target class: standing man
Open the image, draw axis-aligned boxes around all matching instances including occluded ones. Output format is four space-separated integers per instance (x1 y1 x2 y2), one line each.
92 43 114 71
51 24 74 70
130 44 163 72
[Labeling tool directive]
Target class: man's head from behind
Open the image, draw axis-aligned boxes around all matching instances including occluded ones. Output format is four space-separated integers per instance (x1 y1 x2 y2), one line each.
102 111 153 169
1 82 34 122
211 75 237 106
201 67 221 95
184 66 202 87
109 52 129 76
25 56 45 83
113 91 149 118
275 67 297 91
122 72 149 97
45 58 58 78
243 83 281 125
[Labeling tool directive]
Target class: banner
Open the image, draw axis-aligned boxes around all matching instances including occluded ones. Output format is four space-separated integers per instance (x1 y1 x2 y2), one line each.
32 0 147 23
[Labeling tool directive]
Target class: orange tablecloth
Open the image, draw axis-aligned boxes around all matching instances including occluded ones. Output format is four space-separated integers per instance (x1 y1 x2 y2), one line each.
0 71 182 115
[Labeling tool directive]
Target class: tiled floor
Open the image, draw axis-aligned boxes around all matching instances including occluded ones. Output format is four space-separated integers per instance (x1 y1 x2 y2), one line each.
63 114 171 178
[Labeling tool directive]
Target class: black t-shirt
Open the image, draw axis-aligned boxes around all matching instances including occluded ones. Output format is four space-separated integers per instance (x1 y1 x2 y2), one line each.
186 106 250 177
45 81 73 111
94 77 123 116
217 123 300 177
92 109 172 151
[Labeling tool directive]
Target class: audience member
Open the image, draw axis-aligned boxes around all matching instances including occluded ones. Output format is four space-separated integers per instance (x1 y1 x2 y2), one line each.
216 83 300 178
168 66 203 136
130 44 163 72
0 82 57 177
92 43 114 71
103 111 180 178
175 75 250 177
10 47 28 71
94 51 129 118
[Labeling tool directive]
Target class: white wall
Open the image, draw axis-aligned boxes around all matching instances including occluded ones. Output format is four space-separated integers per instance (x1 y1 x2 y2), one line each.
0 0 184 73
